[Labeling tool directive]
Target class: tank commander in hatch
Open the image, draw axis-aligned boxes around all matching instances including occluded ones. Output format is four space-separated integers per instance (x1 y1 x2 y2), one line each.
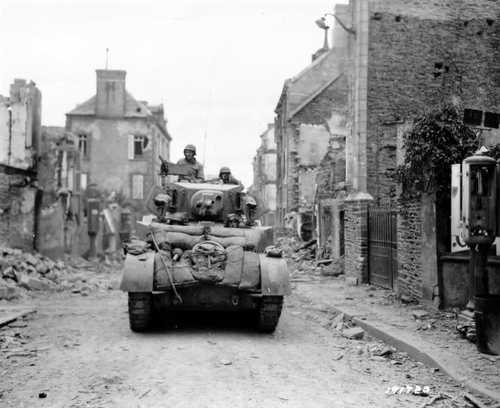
218 166 242 186
176 144 204 182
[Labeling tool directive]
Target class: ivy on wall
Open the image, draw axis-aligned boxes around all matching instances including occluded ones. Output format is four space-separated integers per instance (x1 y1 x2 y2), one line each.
395 104 478 202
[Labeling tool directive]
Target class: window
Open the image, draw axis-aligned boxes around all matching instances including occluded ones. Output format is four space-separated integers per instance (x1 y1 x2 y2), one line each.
484 112 500 129
464 109 483 126
131 174 144 199
78 134 89 158
128 135 149 159
80 172 88 190
464 109 500 129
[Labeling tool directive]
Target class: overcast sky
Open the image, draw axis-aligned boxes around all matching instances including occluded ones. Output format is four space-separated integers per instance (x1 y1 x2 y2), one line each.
0 0 345 187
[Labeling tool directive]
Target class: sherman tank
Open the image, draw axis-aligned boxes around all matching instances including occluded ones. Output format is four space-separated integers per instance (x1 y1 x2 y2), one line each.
120 161 290 333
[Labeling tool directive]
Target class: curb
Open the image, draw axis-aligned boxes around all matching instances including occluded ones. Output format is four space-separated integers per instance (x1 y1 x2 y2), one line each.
0 308 36 328
325 303 500 403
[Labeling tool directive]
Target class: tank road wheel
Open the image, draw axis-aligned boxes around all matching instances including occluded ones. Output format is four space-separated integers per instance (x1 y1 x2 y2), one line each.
257 296 283 333
128 292 153 332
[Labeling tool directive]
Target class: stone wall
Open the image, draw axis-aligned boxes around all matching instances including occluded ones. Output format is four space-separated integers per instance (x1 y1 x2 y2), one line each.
0 171 38 251
344 196 370 283
360 0 500 299
396 198 423 300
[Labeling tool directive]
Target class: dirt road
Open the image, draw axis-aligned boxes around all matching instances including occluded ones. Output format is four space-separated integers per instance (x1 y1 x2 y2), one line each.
1 289 467 408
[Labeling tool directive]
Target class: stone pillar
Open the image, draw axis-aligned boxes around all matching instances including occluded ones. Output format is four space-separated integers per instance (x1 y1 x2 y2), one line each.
344 192 372 284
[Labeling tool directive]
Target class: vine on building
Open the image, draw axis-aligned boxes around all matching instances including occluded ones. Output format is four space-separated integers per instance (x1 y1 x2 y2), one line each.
395 104 478 203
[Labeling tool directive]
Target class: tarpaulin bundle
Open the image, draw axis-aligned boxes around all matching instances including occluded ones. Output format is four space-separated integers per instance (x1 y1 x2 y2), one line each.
148 222 274 252
190 241 227 283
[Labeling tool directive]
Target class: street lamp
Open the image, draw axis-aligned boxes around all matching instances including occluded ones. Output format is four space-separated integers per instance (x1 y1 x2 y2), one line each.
315 17 330 50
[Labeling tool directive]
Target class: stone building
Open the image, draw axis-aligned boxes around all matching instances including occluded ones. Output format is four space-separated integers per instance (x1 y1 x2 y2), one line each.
343 0 500 303
66 69 171 210
250 124 277 226
0 79 42 251
274 4 350 240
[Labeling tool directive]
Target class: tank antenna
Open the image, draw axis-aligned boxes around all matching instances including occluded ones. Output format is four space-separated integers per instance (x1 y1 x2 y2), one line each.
105 48 109 69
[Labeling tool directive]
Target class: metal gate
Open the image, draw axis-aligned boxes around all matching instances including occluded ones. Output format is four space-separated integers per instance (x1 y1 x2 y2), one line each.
368 208 397 289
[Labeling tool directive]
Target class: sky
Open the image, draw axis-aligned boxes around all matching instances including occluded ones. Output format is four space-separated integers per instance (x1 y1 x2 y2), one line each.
0 0 346 188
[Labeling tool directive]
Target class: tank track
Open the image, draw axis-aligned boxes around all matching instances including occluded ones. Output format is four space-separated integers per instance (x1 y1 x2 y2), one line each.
257 297 283 333
128 293 153 332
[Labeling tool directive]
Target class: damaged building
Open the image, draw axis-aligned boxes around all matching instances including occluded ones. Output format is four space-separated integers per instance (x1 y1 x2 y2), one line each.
65 69 172 210
0 79 42 251
274 4 350 241
37 126 83 258
250 124 278 226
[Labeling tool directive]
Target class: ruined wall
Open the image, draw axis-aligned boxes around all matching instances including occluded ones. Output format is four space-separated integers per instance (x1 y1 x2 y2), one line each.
252 124 277 224
0 172 38 251
291 76 349 212
36 126 81 259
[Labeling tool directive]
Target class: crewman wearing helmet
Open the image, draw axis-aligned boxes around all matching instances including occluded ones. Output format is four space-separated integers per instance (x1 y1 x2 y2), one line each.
218 166 242 186
177 144 204 182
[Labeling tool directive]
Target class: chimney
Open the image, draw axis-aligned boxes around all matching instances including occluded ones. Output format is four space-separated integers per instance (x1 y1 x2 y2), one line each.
95 69 126 118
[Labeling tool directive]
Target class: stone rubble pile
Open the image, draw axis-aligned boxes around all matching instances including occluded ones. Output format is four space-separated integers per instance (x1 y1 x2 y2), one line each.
0 247 121 301
275 235 344 281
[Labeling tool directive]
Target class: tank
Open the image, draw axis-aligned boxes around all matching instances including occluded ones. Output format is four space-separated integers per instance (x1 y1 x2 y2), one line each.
120 160 290 333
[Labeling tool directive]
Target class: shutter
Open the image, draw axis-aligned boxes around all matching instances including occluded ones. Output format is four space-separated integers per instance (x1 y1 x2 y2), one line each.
80 173 88 190
132 174 144 199
128 134 134 160
67 167 74 190
138 175 144 199
451 164 463 252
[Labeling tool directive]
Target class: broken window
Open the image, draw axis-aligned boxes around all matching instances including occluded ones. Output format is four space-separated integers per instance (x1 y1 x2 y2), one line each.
78 134 89 158
131 174 144 199
464 109 483 126
484 112 500 129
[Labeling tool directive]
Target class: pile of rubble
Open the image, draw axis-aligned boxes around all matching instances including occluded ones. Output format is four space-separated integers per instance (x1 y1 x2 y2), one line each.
275 235 344 280
0 247 121 301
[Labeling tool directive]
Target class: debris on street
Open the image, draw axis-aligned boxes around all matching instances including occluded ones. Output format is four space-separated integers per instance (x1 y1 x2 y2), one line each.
0 246 121 301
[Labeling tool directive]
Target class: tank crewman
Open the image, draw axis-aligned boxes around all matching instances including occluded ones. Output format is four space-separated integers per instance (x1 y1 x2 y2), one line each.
219 167 242 186
177 144 204 182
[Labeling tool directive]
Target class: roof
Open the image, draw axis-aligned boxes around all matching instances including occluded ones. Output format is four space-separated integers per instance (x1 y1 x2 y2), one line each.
66 92 153 118
66 91 171 141
275 48 343 118
289 73 344 118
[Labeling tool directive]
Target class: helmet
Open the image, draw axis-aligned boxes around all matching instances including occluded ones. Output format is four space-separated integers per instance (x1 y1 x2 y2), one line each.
219 166 231 176
184 144 197 154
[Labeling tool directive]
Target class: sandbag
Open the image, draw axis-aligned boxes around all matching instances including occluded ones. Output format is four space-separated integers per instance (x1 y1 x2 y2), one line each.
239 251 260 290
222 245 244 286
